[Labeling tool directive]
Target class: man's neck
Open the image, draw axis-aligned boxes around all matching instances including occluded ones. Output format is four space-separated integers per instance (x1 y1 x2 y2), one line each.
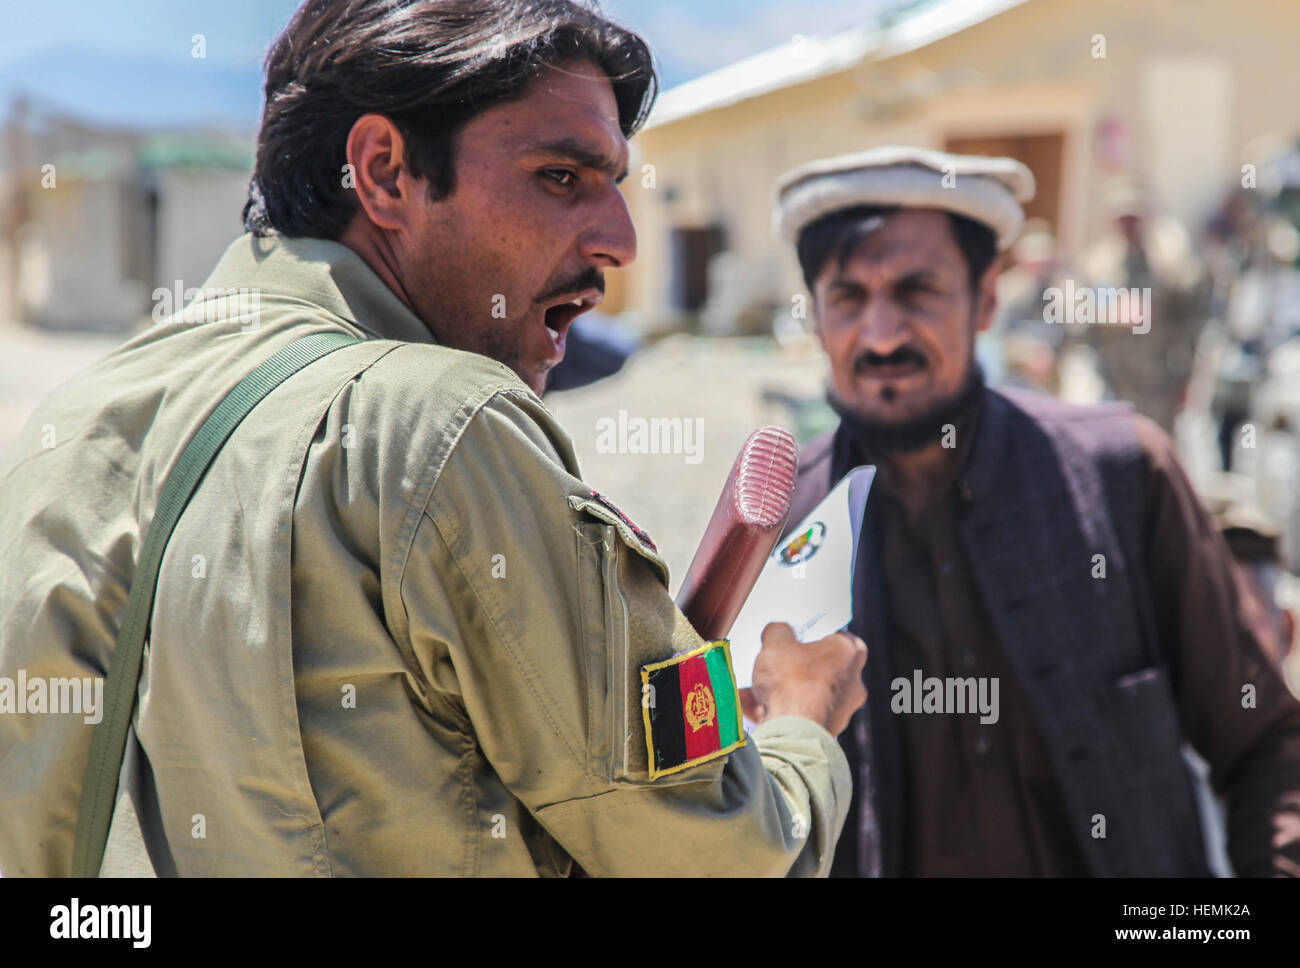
338 220 420 319
877 441 961 519
832 365 985 517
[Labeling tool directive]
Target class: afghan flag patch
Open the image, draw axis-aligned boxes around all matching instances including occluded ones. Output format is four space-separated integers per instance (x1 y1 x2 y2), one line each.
641 640 745 779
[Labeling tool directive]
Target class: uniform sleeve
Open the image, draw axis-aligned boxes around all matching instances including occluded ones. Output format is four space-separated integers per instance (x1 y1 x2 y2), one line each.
1138 417 1300 877
399 389 852 876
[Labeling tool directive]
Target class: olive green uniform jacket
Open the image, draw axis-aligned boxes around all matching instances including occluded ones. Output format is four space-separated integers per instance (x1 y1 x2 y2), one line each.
0 233 851 876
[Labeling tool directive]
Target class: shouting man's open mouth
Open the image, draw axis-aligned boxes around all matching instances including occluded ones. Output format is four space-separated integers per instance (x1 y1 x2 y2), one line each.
541 288 602 357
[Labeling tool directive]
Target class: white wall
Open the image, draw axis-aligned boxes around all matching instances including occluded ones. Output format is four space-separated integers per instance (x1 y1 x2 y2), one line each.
155 169 251 297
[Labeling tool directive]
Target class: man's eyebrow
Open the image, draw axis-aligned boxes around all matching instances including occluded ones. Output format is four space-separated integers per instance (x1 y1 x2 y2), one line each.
826 267 941 290
522 138 628 180
895 268 942 285
826 275 866 292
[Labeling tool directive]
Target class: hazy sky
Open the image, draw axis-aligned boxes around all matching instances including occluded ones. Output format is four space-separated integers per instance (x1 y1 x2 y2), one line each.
0 0 900 127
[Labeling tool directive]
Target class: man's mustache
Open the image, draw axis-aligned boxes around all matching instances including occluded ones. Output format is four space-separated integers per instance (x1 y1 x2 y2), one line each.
854 345 928 372
536 267 605 305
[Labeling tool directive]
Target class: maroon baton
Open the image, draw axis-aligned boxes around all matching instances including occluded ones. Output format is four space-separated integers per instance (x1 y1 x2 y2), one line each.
675 426 799 641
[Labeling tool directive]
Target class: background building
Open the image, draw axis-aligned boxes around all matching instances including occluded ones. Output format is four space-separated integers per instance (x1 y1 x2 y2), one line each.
615 0 1300 334
0 95 252 332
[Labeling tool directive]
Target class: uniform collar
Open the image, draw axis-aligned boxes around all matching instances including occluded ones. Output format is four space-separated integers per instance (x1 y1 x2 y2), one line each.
199 232 437 345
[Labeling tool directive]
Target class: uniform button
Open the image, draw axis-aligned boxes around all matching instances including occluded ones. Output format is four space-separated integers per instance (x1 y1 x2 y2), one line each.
958 478 974 503
960 648 976 668
974 733 991 755
939 560 953 577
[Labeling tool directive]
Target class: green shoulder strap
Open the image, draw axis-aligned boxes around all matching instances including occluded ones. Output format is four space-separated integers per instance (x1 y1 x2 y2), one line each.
71 330 359 877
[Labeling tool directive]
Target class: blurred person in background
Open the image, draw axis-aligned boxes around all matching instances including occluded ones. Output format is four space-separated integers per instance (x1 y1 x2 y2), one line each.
1194 187 1268 474
991 217 1070 394
1194 142 1300 574
1083 180 1209 432
1217 507 1295 672
543 309 638 393
774 145 1300 877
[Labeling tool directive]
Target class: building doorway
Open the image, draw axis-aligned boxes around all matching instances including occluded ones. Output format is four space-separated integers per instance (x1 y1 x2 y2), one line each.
945 132 1064 237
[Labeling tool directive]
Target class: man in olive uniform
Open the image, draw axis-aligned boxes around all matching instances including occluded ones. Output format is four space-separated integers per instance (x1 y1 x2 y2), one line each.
0 0 865 877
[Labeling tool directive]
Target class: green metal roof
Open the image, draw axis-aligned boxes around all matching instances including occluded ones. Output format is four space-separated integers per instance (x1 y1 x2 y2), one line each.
136 134 253 171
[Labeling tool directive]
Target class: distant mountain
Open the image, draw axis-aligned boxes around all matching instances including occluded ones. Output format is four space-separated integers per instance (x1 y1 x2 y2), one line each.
0 45 262 131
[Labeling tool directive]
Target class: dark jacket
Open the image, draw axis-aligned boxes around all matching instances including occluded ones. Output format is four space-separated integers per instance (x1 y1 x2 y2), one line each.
789 386 1212 876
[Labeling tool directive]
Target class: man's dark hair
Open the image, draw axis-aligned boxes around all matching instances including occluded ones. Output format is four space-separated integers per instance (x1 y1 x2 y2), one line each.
795 205 999 295
243 0 657 239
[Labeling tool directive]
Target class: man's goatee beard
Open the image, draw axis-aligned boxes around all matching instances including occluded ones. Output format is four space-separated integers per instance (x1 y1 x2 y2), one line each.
828 363 986 457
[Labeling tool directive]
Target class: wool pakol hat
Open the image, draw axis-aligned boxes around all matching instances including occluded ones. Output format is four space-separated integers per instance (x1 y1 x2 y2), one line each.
773 145 1036 251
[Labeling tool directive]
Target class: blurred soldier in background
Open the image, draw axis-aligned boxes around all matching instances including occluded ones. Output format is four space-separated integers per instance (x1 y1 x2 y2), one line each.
992 218 1069 394
543 310 638 393
1083 181 1208 432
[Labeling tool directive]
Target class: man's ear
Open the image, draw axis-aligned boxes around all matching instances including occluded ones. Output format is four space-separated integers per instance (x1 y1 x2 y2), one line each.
345 113 421 233
973 257 1000 334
